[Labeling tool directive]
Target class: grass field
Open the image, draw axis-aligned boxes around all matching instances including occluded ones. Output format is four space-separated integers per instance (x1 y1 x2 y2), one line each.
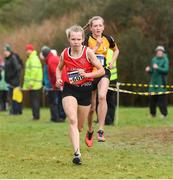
0 106 173 179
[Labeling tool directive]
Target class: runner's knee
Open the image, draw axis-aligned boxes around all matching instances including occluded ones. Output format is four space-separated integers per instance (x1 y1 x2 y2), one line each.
69 116 77 126
98 93 106 102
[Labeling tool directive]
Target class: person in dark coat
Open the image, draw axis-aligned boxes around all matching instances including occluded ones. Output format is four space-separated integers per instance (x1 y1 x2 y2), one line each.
3 44 23 114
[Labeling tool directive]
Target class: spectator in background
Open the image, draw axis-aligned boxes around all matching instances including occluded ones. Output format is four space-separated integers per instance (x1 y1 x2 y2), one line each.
40 46 66 122
42 63 53 111
3 44 22 114
0 56 8 111
145 45 169 118
0 58 1 79
105 49 118 125
42 64 52 91
23 44 43 120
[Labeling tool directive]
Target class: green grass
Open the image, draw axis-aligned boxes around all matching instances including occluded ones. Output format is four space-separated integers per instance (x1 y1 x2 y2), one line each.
0 107 173 179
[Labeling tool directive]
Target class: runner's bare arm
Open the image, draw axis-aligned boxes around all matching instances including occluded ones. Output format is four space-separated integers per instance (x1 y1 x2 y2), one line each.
56 51 65 87
109 43 119 69
81 48 105 78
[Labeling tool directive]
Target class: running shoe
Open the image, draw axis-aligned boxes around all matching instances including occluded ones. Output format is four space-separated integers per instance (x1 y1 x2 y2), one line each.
85 130 94 147
97 130 105 142
72 152 82 165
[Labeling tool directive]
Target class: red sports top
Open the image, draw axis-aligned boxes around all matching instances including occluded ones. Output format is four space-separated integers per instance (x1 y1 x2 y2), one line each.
46 52 60 89
63 46 93 85
46 52 66 89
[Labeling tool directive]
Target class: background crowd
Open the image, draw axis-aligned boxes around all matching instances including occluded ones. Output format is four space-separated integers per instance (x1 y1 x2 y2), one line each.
0 40 118 124
0 38 119 125
0 42 170 123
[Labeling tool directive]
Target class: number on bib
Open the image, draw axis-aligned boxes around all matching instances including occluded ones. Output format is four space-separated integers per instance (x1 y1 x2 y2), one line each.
96 54 105 66
67 71 84 84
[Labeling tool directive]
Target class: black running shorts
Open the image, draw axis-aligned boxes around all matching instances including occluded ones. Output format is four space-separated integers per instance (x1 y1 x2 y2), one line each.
92 68 111 91
62 82 92 106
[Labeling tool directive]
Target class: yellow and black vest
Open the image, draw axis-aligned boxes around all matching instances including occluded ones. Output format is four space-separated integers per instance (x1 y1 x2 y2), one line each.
84 33 115 67
106 49 117 81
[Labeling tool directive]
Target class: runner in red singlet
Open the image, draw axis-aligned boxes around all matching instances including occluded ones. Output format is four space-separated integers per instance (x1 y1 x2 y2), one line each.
56 25 105 165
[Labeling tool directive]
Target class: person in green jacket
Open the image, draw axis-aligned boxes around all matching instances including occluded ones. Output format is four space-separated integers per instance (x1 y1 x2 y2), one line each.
145 45 169 118
0 56 8 111
23 44 43 120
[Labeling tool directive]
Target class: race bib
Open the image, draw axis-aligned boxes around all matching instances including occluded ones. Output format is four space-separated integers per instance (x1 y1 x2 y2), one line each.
96 54 105 66
67 70 84 84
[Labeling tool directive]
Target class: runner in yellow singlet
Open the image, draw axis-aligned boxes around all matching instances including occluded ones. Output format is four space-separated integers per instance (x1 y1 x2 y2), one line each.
83 16 119 146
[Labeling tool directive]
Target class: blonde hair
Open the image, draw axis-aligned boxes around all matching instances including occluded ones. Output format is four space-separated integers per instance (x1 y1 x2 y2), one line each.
66 25 85 40
83 16 104 30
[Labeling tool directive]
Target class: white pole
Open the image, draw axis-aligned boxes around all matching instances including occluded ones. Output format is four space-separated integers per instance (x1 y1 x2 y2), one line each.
116 82 120 126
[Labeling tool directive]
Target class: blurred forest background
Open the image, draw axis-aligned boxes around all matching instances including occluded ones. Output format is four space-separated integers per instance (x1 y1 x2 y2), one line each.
0 0 172 106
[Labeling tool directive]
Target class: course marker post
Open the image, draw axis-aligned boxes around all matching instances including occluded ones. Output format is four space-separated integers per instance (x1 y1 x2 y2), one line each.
116 82 120 126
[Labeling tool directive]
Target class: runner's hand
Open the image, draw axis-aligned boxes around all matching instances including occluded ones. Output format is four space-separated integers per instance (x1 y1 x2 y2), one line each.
108 61 113 69
78 69 86 77
56 78 63 87
96 37 103 45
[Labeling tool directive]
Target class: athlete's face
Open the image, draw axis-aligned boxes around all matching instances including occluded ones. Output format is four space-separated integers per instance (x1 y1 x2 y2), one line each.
90 19 104 37
68 31 83 49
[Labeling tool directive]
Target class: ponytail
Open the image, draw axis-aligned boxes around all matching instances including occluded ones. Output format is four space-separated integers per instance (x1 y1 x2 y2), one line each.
83 22 89 31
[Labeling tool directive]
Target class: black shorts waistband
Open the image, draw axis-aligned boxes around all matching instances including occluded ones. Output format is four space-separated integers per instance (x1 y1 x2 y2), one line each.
64 82 92 91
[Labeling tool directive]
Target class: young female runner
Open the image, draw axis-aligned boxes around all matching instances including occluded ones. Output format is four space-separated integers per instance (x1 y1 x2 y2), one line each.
56 25 105 165
84 16 119 146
